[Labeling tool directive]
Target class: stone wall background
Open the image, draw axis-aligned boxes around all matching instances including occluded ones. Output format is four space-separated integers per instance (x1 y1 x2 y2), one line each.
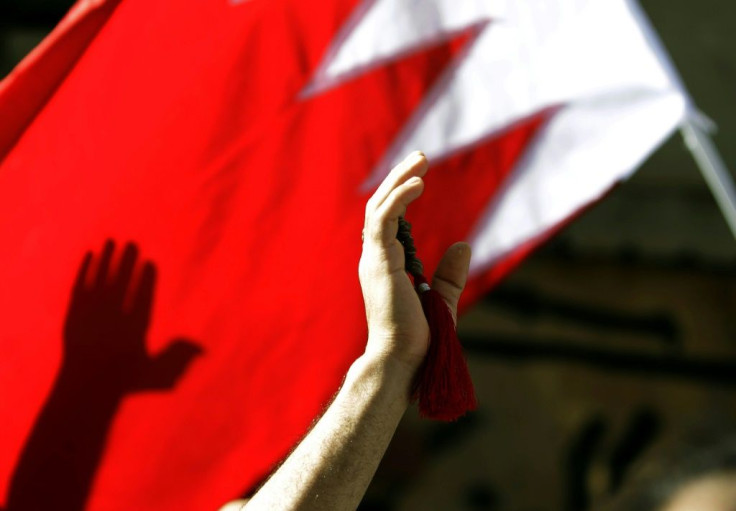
2 1 735 510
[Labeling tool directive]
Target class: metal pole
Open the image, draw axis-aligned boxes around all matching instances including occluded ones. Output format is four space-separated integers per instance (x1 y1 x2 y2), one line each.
680 119 736 240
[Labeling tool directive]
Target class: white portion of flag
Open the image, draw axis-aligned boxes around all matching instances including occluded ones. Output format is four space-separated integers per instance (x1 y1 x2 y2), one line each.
465 0 687 272
469 90 685 270
302 0 503 96
308 0 687 275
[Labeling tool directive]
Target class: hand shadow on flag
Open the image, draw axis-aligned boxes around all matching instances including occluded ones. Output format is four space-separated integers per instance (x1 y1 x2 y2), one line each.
5 240 203 511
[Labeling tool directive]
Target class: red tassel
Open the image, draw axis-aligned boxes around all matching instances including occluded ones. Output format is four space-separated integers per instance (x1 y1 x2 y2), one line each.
413 274 477 421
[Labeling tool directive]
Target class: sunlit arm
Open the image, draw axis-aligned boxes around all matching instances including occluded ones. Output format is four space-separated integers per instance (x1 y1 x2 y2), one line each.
240 354 412 510
221 151 471 511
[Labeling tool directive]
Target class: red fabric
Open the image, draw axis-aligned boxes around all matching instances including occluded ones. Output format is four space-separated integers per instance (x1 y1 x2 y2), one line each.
0 1 548 509
0 0 124 160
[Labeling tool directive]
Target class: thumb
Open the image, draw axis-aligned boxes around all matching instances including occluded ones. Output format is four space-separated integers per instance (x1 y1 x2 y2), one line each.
431 242 471 325
134 338 203 391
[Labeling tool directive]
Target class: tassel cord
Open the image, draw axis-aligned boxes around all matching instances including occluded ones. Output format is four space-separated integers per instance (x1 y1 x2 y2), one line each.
395 217 477 421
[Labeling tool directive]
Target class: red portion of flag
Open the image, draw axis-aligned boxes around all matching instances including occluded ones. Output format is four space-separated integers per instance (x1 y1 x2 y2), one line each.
0 0 548 509
0 0 124 161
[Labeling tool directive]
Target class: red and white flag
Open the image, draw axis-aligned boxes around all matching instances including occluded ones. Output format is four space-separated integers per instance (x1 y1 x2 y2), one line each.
0 0 685 509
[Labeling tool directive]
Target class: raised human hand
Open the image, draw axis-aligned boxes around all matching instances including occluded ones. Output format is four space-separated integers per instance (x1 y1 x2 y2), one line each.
359 152 471 377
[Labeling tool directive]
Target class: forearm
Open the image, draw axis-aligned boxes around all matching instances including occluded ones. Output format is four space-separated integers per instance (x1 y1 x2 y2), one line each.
230 152 471 511
244 353 414 511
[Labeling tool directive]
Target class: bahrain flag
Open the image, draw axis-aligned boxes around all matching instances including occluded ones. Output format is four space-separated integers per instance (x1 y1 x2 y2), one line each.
0 0 684 509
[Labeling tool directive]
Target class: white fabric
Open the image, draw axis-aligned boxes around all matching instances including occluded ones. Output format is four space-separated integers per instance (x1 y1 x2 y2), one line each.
306 0 687 274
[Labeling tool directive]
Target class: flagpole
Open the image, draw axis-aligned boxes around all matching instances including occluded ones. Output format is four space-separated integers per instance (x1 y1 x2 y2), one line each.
680 118 736 240
626 0 736 240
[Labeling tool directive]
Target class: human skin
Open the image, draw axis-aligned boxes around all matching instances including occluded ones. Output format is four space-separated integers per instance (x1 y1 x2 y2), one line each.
220 151 472 511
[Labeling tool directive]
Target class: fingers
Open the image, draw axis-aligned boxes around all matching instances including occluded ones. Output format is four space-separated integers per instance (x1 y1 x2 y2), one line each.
366 177 424 246
110 242 139 305
72 251 93 296
70 241 158 323
431 242 471 325
113 243 138 290
129 261 157 326
364 152 428 247
93 239 115 288
368 151 429 212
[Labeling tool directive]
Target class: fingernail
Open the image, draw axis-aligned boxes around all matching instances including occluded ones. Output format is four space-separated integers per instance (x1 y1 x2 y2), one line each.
456 242 471 255
406 150 425 164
